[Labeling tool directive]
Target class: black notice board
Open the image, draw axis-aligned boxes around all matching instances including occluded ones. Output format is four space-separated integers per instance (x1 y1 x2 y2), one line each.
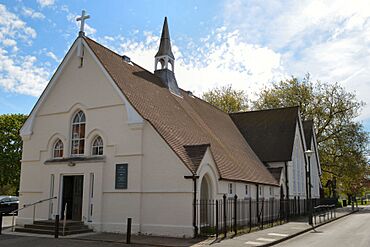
115 164 128 189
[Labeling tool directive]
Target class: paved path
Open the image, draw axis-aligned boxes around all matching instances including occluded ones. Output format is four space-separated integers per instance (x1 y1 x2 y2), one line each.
212 207 355 246
274 206 370 247
0 235 142 247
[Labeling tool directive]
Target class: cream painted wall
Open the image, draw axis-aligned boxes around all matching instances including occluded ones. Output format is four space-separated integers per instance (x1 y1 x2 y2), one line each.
19 42 195 237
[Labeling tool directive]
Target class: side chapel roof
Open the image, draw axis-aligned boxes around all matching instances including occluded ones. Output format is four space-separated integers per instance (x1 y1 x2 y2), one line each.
230 107 300 163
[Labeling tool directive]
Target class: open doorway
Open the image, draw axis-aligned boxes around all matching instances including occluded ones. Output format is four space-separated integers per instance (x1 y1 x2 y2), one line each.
61 175 83 221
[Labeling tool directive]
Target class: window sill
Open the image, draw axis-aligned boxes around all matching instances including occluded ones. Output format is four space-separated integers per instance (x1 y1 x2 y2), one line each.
44 155 106 164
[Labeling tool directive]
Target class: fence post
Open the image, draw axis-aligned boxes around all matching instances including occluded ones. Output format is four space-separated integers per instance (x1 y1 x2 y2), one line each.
54 215 59 238
249 198 252 232
126 218 132 244
223 194 227 238
271 198 274 226
216 200 219 238
261 199 264 230
0 212 3 235
234 194 237 235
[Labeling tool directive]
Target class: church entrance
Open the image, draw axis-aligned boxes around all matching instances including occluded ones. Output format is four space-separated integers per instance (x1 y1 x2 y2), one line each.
61 175 83 221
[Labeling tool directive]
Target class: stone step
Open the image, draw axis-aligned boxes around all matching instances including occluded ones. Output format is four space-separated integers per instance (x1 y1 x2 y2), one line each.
15 226 93 236
24 224 89 231
33 220 85 227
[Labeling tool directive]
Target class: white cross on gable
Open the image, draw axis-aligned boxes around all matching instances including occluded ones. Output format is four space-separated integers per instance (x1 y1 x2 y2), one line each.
76 10 90 35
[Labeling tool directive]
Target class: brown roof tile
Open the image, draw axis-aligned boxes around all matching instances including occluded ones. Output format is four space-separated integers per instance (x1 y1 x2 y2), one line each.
84 37 278 186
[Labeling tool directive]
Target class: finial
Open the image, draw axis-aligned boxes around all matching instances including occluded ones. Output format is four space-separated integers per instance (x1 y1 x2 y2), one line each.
76 10 90 37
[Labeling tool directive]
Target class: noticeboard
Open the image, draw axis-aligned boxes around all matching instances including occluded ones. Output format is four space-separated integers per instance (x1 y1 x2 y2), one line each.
115 164 128 189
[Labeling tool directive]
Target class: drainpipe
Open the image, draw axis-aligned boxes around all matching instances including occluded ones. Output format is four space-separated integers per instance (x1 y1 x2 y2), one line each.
285 162 289 199
184 175 199 238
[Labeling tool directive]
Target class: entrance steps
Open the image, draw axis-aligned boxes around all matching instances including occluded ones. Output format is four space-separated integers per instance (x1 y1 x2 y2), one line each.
15 220 93 236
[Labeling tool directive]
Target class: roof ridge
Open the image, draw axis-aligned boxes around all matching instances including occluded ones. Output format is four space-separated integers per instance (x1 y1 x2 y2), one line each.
230 106 299 115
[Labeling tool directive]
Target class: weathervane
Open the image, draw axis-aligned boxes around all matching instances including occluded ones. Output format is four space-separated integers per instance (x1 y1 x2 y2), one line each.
76 10 90 37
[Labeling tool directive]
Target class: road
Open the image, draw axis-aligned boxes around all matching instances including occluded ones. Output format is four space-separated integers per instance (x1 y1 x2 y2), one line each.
275 206 370 247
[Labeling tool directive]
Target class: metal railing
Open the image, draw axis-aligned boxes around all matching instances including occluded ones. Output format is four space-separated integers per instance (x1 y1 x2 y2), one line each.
195 195 338 237
10 196 57 231
313 204 336 225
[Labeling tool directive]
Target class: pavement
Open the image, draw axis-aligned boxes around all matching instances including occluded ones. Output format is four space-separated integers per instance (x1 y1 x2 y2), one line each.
0 206 359 247
213 206 359 246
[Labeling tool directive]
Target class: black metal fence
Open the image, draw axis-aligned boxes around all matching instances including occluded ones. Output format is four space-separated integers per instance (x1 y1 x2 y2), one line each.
196 195 337 237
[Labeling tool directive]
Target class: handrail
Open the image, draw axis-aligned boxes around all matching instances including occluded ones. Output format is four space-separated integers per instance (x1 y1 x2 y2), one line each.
10 196 57 232
11 196 57 214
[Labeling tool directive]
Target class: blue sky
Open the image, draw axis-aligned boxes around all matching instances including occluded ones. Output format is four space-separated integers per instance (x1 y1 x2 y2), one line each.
0 0 370 132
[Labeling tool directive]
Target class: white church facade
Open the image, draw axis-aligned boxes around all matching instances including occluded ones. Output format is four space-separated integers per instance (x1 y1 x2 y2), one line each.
18 16 321 237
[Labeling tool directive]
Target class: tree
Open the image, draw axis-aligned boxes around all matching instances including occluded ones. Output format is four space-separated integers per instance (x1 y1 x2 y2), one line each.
253 74 369 197
0 114 28 195
202 84 248 113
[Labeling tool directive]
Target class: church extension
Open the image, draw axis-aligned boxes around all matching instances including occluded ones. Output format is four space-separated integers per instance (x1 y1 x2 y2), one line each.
18 14 321 237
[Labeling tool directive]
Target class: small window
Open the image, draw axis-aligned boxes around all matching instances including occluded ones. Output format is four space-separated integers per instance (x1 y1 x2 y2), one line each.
92 136 103 156
259 186 262 196
53 139 64 158
229 183 233 194
115 164 128 189
245 185 248 195
270 187 273 196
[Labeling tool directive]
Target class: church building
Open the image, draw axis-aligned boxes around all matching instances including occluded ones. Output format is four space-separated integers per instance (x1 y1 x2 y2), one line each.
17 15 319 237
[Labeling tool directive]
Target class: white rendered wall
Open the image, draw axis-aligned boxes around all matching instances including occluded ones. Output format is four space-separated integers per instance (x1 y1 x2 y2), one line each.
288 122 308 199
19 44 194 237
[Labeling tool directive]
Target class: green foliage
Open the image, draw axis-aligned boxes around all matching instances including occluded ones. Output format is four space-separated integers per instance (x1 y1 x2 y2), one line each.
0 114 28 195
253 74 370 196
202 84 248 113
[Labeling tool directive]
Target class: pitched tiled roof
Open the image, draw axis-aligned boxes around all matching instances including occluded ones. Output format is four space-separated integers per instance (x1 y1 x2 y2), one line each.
230 107 299 163
84 37 278 186
303 120 314 147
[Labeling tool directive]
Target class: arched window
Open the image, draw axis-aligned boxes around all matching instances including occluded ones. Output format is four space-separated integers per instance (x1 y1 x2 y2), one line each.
91 136 103 156
71 111 86 155
53 139 64 158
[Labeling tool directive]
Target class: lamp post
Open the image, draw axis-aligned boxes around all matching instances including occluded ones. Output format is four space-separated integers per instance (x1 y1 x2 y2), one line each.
305 149 314 225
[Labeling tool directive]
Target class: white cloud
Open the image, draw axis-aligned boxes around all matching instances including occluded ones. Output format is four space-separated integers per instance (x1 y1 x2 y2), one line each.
0 4 49 96
2 39 16 47
37 0 55 8
99 29 285 98
46 51 59 62
22 7 45 19
0 48 49 96
0 4 37 41
224 0 370 120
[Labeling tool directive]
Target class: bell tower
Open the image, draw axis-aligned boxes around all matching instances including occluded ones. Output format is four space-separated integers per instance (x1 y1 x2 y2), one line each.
154 17 181 96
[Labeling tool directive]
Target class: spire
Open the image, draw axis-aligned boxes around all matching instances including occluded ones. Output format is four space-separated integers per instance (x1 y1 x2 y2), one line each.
154 17 181 96
155 17 175 60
